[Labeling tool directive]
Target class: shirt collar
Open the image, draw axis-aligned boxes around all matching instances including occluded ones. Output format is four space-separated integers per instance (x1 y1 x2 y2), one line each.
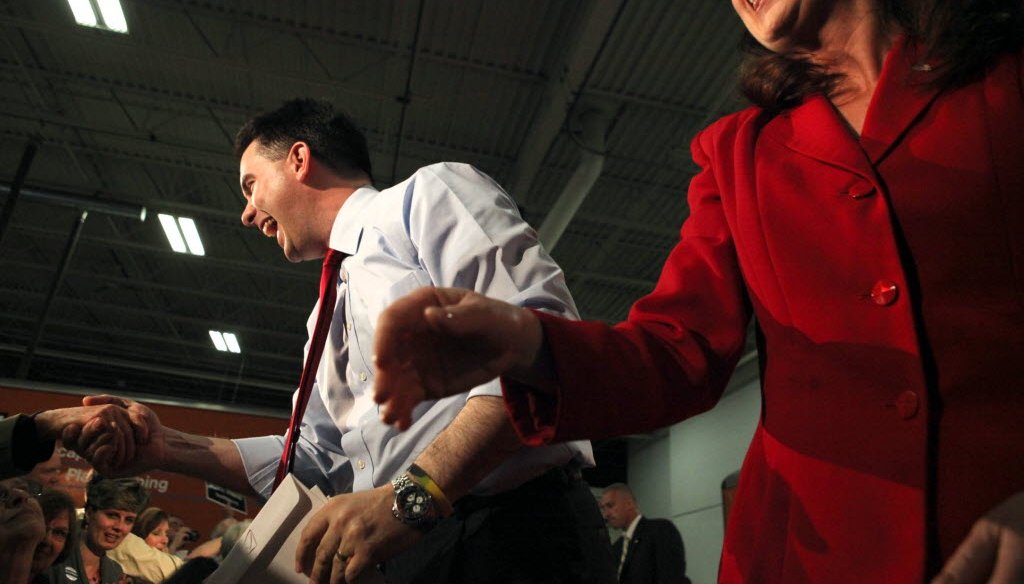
328 185 377 255
624 514 643 540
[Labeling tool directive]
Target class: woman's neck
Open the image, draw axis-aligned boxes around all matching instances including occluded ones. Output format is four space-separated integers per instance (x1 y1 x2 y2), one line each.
812 2 899 92
81 539 104 565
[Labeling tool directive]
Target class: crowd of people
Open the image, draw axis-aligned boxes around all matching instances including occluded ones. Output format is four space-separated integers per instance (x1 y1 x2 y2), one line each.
1 412 248 584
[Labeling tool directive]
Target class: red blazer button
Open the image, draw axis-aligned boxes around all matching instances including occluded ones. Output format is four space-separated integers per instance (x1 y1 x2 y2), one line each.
896 390 919 419
870 280 899 306
847 183 876 199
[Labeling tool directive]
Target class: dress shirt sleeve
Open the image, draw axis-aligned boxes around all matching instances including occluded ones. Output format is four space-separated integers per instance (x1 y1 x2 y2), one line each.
502 127 752 444
404 162 580 399
232 385 354 499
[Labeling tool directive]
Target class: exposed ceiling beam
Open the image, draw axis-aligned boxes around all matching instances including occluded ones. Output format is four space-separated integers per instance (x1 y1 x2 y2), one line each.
506 0 626 200
0 286 309 343
8 222 314 281
0 310 296 366
0 343 294 393
2 258 310 316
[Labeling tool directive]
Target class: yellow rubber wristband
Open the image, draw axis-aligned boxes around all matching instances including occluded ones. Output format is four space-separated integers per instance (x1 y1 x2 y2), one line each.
407 463 454 517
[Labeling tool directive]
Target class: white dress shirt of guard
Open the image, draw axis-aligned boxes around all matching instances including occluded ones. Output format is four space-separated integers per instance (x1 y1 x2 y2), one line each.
234 162 594 499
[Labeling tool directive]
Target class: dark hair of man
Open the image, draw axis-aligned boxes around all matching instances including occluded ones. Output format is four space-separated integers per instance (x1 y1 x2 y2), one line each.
234 98 374 183
38 488 78 563
739 0 1024 113
84 475 150 514
131 506 169 540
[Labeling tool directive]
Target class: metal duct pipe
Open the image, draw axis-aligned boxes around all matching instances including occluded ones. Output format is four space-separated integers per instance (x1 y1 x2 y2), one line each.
506 0 625 200
0 184 147 221
537 109 609 252
0 143 38 250
17 210 89 379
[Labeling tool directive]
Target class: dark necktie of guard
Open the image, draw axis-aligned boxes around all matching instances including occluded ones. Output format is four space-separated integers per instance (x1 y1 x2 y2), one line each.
273 249 345 491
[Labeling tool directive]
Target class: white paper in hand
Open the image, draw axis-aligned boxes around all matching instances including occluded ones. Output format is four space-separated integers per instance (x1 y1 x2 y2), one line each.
205 474 321 584
204 475 385 584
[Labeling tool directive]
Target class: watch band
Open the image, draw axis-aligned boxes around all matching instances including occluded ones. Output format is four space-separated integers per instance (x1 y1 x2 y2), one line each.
407 463 454 517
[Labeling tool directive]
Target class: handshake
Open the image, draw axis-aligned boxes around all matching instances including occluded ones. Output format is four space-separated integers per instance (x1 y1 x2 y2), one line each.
35 395 164 477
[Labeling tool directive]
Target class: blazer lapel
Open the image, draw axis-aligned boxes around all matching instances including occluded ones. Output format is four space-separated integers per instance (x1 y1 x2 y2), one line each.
860 34 943 164
763 35 943 176
763 94 875 179
613 535 624 559
621 518 645 573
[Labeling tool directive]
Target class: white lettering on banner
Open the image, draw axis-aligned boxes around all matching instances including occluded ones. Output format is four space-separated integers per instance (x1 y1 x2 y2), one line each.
66 467 91 483
58 446 84 462
63 468 169 494
140 476 170 494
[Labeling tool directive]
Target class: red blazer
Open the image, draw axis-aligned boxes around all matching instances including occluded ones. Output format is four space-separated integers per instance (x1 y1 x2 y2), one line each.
503 38 1024 583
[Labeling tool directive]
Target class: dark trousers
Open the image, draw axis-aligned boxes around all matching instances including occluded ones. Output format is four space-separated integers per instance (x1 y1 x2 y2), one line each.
385 466 618 584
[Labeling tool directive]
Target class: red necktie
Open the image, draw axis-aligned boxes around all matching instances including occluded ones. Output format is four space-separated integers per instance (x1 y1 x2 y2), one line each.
273 249 345 490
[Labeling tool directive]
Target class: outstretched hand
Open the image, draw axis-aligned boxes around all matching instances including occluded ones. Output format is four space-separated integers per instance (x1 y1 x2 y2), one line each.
372 287 543 430
62 395 166 477
932 491 1024 584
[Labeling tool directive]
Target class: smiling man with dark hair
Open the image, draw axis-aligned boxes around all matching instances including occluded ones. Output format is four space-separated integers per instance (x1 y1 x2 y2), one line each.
74 98 616 584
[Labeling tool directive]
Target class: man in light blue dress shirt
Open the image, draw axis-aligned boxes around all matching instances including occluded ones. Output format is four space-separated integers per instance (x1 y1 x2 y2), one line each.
74 99 616 584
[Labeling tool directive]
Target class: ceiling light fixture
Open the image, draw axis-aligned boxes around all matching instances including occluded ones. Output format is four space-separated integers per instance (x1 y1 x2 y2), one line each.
66 0 128 33
95 0 128 33
209 330 242 354
158 214 187 254
222 333 241 354
67 0 97 27
209 330 228 352
177 217 206 256
158 213 205 256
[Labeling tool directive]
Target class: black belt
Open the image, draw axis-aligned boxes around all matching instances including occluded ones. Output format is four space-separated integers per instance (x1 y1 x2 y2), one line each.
454 465 583 518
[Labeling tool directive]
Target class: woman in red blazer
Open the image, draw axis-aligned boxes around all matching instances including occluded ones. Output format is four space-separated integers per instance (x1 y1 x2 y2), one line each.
373 1 1024 582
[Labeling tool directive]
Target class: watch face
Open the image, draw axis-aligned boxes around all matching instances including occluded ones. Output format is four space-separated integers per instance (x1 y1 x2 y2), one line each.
397 484 431 520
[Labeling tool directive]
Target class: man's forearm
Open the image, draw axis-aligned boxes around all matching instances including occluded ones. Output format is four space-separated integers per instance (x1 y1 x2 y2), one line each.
160 428 257 496
413 395 523 503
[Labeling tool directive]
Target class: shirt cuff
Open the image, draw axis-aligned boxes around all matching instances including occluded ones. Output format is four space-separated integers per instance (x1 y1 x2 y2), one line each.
232 435 286 500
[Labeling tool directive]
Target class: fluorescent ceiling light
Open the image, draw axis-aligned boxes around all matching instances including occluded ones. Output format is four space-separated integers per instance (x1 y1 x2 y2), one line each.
177 217 205 256
67 0 128 33
96 0 128 33
210 331 241 354
158 214 205 256
158 213 187 254
222 333 241 354
209 330 228 352
67 0 97 27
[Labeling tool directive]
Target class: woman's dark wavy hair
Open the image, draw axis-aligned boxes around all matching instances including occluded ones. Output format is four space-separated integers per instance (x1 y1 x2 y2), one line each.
38 488 79 564
739 0 1024 113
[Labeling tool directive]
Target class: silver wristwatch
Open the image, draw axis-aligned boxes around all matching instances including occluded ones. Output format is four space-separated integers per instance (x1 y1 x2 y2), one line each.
391 473 437 529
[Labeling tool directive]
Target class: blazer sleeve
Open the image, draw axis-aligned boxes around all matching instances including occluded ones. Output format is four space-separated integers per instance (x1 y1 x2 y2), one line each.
502 125 752 444
0 414 55 479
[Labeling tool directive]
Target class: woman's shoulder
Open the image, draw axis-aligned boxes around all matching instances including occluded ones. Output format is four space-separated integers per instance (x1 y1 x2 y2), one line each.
100 555 124 583
690 104 771 161
702 105 765 137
